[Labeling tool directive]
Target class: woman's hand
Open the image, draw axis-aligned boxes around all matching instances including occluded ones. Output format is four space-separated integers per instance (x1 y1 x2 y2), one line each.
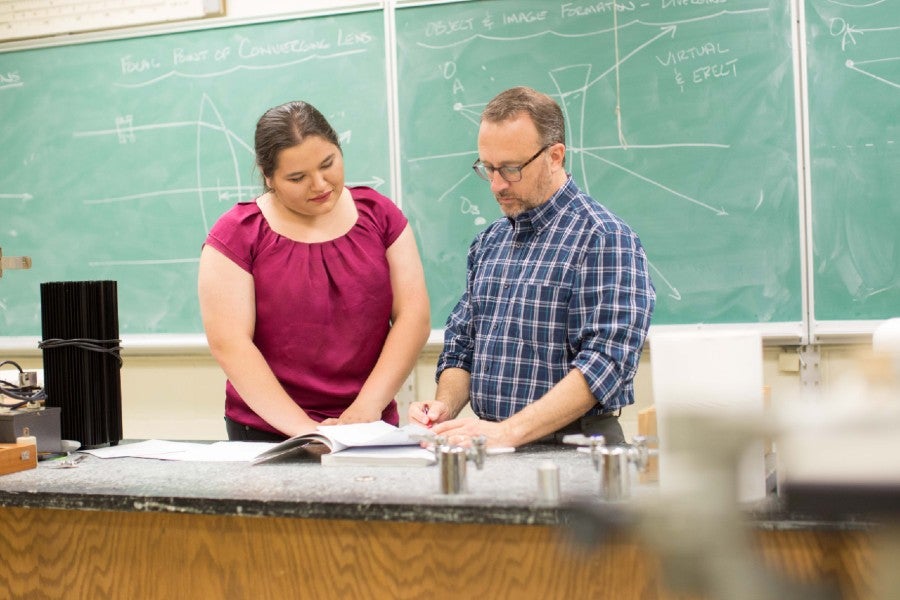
332 404 383 425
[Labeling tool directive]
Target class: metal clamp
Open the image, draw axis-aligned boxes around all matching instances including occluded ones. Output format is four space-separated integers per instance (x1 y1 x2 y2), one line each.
564 434 655 501
433 435 488 494
0 247 32 278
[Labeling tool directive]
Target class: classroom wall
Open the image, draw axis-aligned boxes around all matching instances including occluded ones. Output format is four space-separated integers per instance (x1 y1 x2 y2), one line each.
0 343 871 442
0 1 883 442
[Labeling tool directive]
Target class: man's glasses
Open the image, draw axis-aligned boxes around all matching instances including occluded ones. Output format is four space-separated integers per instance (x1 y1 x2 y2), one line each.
472 144 551 183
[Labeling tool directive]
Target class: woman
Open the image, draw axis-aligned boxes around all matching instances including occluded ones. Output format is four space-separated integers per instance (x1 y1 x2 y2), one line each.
198 101 430 441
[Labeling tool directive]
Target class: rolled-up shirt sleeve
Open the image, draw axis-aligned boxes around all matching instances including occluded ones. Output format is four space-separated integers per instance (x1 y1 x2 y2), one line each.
570 227 655 410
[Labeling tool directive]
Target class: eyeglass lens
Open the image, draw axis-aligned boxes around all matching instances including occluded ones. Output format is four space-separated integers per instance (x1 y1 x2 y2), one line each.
472 144 550 182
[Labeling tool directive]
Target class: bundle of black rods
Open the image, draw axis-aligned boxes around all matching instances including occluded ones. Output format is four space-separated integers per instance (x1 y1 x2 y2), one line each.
40 281 122 448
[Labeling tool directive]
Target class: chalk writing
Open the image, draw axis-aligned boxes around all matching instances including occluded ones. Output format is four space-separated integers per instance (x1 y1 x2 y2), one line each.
173 48 209 65
120 55 161 74
0 71 21 86
561 2 636 19
237 36 330 58
115 115 136 144
691 58 738 83
337 29 374 47
425 18 475 37
117 27 377 87
656 42 731 67
662 0 730 8
502 11 549 25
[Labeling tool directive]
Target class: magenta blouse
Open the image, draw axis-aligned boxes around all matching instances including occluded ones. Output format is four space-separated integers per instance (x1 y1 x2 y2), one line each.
204 186 407 433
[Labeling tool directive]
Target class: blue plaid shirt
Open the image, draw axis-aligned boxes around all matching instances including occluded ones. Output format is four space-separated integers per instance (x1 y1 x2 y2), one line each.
437 177 655 421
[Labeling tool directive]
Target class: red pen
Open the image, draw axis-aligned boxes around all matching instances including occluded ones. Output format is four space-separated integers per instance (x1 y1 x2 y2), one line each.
422 403 432 427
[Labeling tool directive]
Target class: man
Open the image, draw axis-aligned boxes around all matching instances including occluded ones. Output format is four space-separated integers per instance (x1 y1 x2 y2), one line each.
409 86 655 447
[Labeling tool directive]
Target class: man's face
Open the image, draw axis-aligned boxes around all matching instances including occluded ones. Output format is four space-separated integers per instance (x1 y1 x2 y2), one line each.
476 114 559 218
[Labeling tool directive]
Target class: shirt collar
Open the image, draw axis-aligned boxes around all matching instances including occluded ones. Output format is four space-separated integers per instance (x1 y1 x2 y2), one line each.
508 175 575 233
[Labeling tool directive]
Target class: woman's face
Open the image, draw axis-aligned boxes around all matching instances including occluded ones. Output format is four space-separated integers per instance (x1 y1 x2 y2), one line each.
265 135 345 219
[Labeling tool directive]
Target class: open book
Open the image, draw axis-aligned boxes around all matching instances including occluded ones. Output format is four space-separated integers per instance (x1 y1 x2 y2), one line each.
251 421 436 467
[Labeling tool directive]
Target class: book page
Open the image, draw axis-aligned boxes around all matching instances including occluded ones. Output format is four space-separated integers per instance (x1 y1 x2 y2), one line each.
315 421 428 449
320 445 436 467
251 421 430 465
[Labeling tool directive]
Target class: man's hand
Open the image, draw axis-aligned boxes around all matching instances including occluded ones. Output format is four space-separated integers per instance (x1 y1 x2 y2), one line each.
408 400 451 428
431 417 515 448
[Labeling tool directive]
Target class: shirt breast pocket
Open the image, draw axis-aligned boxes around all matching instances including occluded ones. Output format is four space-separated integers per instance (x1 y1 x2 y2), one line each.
514 283 570 349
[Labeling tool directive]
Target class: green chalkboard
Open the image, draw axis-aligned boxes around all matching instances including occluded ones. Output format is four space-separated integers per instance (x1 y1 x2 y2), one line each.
804 0 900 325
11 1 882 342
0 10 389 336
396 0 803 330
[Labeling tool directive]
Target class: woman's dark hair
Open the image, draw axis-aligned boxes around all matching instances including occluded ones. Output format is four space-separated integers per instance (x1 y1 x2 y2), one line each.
254 101 341 186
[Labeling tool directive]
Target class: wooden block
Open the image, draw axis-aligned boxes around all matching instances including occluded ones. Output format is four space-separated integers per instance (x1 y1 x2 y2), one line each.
0 442 37 476
637 405 658 483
